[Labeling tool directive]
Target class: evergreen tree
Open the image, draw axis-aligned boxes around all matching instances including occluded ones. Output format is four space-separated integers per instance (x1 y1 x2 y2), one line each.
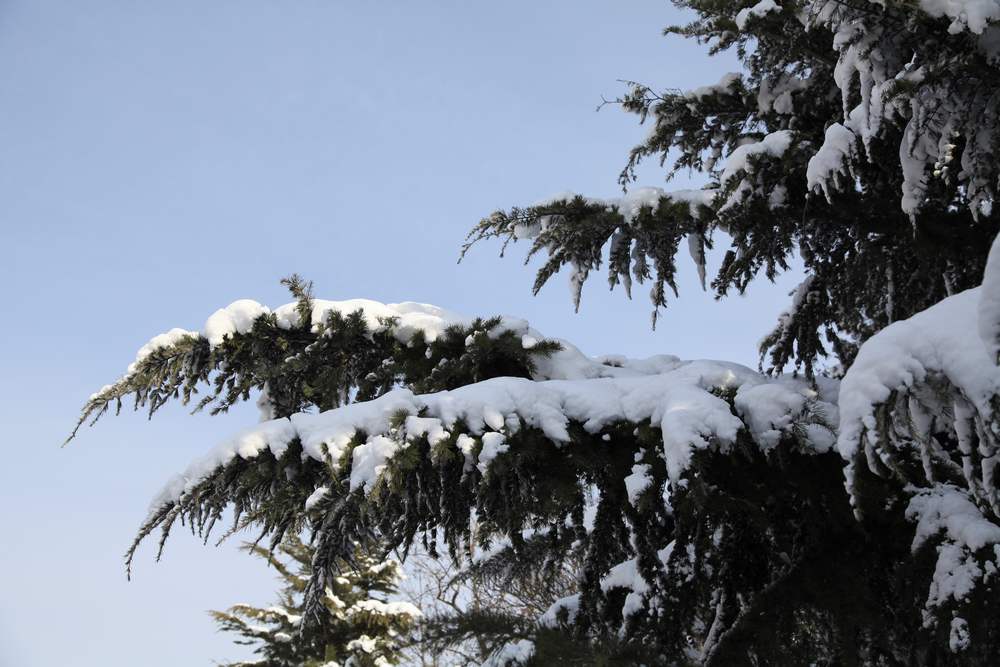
829 238 1000 664
463 0 1000 379
211 535 419 667
69 0 1000 664
66 276 561 664
71 285 862 664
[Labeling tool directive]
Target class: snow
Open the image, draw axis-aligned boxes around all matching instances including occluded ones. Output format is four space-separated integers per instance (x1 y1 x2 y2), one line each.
735 0 780 30
924 542 984 612
350 435 404 493
917 0 1000 34
347 635 377 654
265 606 302 624
532 191 604 209
899 120 933 218
950 617 970 652
404 416 450 447
685 72 741 100
533 187 714 225
484 639 535 667
608 187 713 223
756 73 809 115
813 0 992 217
119 295 691 394
525 188 716 297
127 327 196 374
807 120 858 202
618 187 668 223
600 558 648 595
719 130 794 185
304 485 329 511
349 599 422 619
204 299 271 346
595 543 676 620
908 485 1000 554
767 184 787 209
455 434 477 471
127 298 476 374
257 384 275 422
148 417 298 512
624 464 653 505
837 287 1000 466
621 590 647 619
150 352 833 511
477 432 508 474
538 593 580 627
667 188 718 215
837 270 1000 620
293 390 422 464
273 298 471 344
904 487 1000 613
521 189 715 302
734 382 810 451
977 234 1000 364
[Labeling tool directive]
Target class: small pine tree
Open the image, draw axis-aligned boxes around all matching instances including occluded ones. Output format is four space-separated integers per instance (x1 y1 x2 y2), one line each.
211 535 420 667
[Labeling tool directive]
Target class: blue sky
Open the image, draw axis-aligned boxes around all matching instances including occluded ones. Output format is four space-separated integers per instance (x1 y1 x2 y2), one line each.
0 2 800 664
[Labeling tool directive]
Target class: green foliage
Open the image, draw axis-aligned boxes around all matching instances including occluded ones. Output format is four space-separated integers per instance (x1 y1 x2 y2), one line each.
463 195 712 325
71 0 1000 663
68 278 560 442
85 289 999 663
462 0 1000 377
126 375 931 663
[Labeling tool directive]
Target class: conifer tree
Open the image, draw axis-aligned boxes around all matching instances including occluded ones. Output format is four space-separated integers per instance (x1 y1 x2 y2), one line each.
211 535 419 667
463 0 1000 378
66 276 561 664
71 283 858 664
70 0 1000 664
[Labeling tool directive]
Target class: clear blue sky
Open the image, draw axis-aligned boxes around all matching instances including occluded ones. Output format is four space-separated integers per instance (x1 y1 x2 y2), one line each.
0 2 800 664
